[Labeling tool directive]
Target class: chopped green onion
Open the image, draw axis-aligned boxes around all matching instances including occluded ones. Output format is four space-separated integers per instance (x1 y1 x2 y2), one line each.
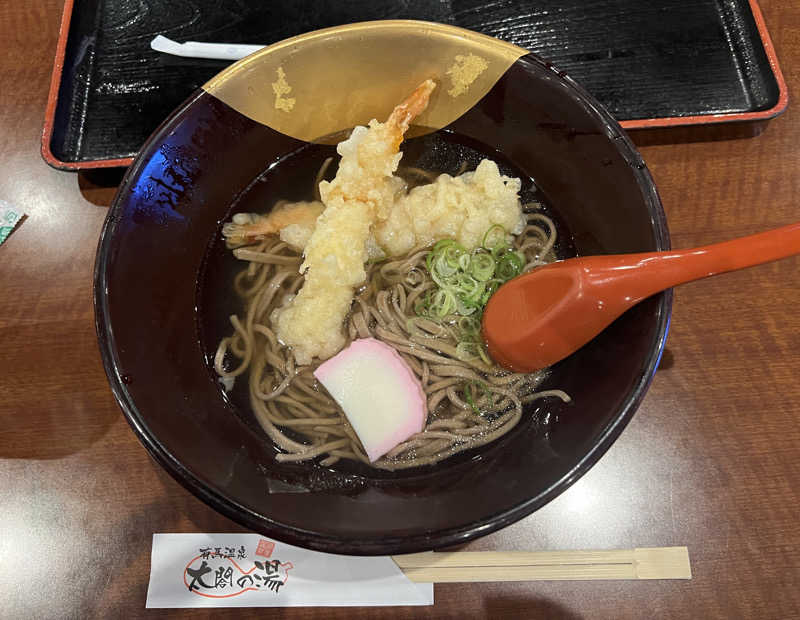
463 381 479 413
457 316 480 333
496 250 524 280
469 252 495 281
417 225 526 365
456 341 479 361
429 288 457 317
463 380 492 415
482 224 507 250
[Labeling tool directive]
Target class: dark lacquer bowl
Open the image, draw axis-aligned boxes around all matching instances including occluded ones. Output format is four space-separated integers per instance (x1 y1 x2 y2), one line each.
94 21 670 555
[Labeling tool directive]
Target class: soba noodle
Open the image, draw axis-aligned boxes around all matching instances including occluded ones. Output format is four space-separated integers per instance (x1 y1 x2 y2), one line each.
215 201 570 470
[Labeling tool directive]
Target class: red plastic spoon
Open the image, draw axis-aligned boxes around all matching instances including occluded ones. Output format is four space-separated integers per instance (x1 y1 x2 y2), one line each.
482 222 800 373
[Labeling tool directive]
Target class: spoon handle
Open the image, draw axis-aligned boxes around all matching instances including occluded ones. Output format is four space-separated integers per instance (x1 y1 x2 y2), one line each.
668 220 800 277
595 221 800 302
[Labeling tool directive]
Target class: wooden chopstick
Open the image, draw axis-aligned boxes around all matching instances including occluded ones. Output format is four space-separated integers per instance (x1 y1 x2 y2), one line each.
392 547 691 582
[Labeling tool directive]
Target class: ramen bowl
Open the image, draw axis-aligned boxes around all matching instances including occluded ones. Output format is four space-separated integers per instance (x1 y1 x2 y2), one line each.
94 21 670 554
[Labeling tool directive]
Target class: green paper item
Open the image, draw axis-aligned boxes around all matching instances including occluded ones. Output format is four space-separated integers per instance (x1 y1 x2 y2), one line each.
0 199 23 246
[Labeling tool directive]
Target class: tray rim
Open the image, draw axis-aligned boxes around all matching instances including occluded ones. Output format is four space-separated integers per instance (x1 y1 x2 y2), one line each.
41 0 789 171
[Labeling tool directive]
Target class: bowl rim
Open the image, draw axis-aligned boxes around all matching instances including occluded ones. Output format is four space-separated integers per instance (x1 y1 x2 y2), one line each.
94 20 672 555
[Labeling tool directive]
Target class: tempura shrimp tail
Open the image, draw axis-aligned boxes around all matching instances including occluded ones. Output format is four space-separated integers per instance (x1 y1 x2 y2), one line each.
222 200 324 248
386 79 437 149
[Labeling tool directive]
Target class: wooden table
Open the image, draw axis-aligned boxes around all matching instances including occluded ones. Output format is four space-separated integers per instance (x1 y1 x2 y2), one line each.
2 2 799 617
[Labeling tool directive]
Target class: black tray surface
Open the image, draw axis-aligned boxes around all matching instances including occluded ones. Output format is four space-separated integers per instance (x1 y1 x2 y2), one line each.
50 0 781 165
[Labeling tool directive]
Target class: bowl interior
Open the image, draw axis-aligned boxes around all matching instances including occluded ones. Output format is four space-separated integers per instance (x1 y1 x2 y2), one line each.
95 22 669 554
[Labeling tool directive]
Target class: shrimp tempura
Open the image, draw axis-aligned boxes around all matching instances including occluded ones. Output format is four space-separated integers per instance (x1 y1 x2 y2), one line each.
274 80 436 364
222 200 324 249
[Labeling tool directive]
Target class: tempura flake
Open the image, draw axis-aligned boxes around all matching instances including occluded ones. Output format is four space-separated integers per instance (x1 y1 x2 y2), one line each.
373 159 524 256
